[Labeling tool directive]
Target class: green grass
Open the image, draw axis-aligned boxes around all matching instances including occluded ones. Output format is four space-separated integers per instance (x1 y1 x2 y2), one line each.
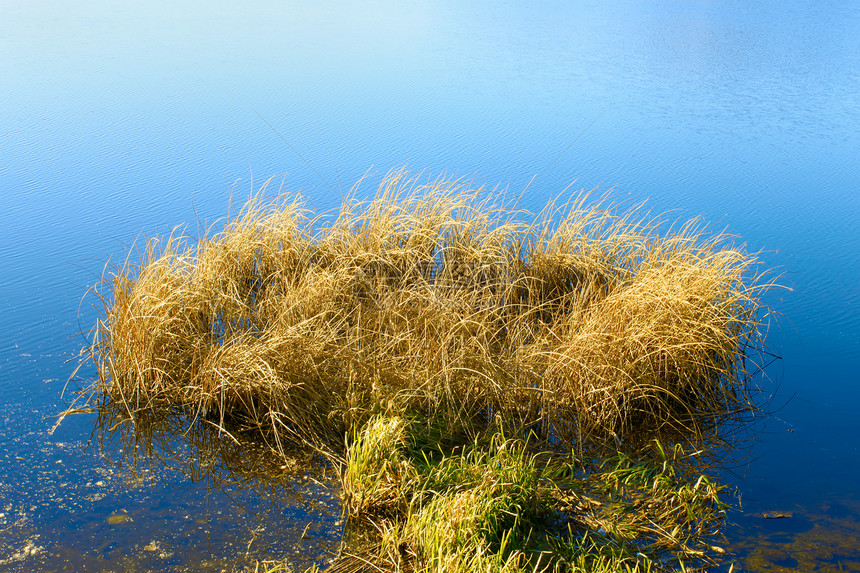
78 168 779 571
335 416 728 572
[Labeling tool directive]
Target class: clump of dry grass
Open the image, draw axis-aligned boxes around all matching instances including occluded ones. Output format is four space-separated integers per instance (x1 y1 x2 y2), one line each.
83 168 775 459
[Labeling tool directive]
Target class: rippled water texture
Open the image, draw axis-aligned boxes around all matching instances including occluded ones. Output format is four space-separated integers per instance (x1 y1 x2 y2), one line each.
1 1 858 570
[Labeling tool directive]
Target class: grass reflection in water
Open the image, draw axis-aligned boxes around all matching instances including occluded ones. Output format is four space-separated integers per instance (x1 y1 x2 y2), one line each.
89 401 342 571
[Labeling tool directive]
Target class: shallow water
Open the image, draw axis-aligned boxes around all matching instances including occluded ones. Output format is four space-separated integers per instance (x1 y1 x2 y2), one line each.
1 1 859 570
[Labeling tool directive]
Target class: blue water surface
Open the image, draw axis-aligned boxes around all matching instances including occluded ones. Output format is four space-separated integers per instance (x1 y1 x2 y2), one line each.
1 1 858 570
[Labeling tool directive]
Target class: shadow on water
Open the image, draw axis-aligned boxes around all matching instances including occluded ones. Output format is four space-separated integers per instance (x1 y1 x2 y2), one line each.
0 399 343 572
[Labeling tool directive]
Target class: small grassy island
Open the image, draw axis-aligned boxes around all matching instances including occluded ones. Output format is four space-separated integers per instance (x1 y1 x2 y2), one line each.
82 169 777 572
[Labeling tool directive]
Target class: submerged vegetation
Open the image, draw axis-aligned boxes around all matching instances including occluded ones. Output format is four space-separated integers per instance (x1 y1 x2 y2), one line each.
79 168 777 571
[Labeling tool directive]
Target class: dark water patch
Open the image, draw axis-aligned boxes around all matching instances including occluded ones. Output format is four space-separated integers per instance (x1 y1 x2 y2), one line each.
723 500 860 572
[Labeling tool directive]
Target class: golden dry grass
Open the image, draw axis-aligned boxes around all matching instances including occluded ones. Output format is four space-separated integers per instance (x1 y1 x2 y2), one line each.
83 168 775 460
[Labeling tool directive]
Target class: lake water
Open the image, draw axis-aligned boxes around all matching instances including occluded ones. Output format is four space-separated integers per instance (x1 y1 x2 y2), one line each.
2 1 858 570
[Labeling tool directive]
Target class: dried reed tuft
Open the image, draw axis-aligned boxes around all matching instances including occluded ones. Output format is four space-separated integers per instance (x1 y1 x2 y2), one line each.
83 168 775 460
